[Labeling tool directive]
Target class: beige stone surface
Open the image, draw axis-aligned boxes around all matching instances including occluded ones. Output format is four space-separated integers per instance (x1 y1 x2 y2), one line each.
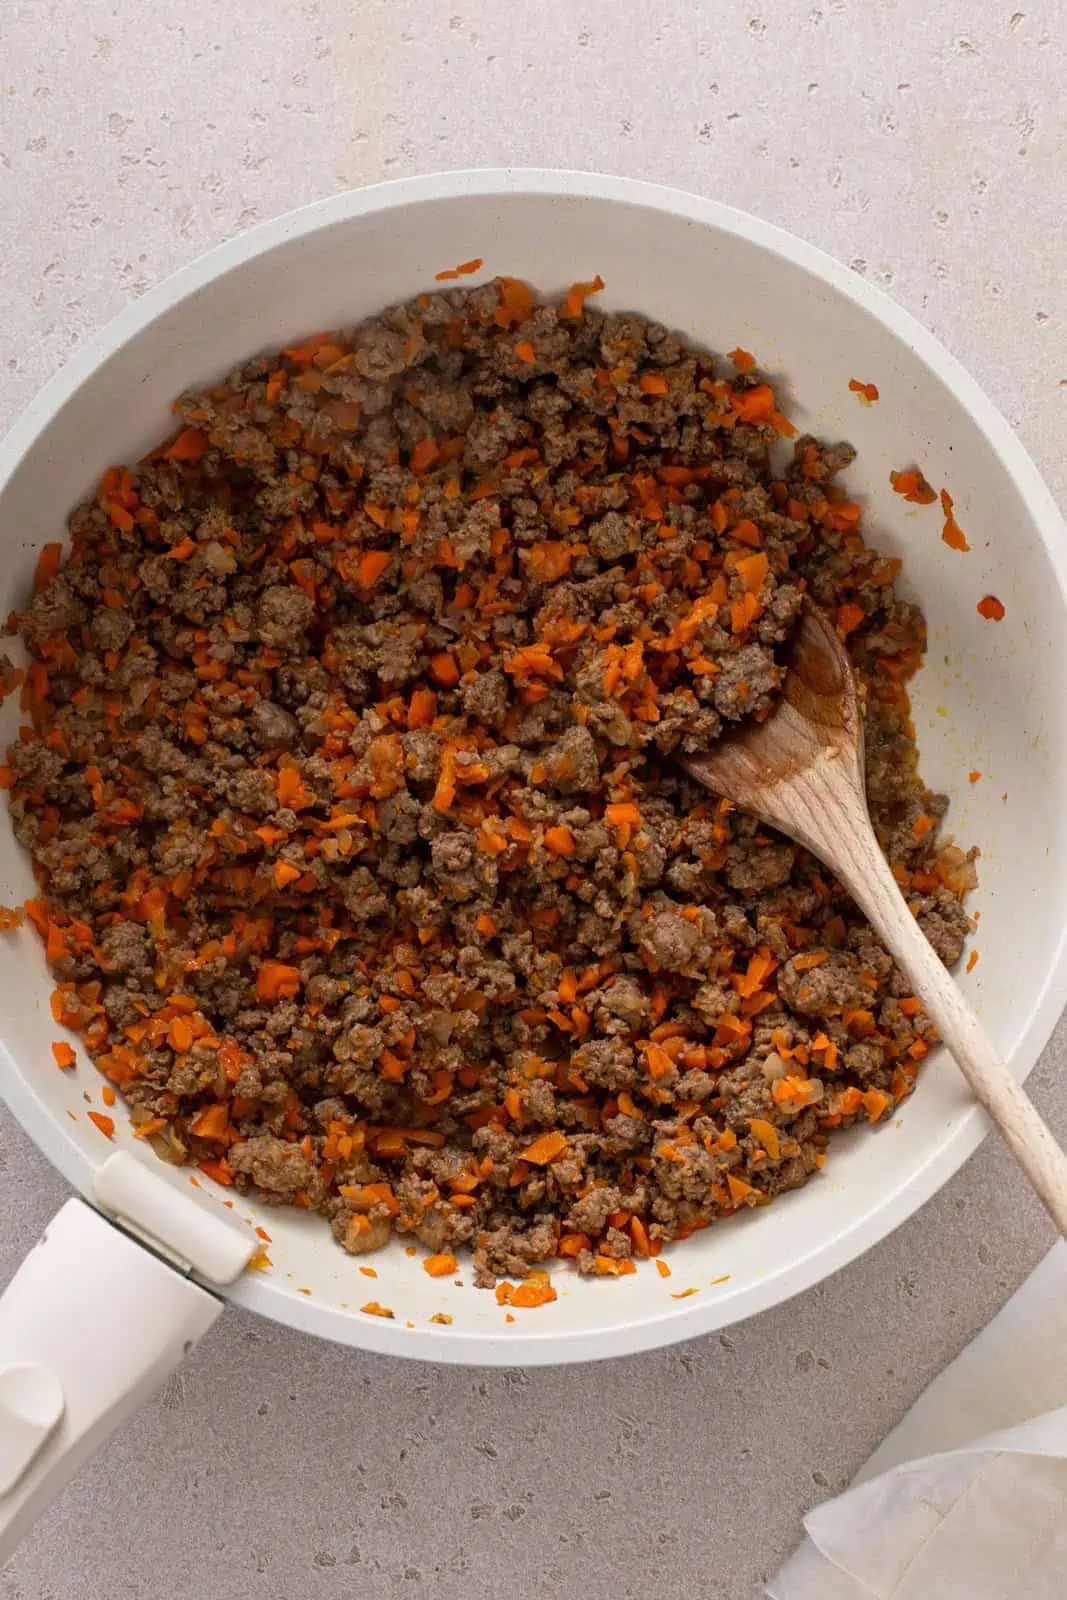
1 2 1065 1595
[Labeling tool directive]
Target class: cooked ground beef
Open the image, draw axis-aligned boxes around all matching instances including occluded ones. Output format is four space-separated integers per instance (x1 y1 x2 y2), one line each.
2 276 974 1286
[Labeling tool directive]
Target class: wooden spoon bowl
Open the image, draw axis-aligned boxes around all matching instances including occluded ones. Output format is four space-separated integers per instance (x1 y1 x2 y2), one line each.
685 606 1067 1235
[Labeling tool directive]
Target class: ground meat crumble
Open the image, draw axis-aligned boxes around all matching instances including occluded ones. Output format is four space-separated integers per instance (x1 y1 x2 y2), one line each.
1 277 975 1286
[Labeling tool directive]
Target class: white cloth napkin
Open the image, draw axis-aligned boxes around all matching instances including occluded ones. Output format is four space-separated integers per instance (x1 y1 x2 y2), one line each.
768 1241 1067 1600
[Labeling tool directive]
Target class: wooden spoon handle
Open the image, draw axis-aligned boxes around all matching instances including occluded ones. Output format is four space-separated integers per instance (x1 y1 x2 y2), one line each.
832 812 1067 1237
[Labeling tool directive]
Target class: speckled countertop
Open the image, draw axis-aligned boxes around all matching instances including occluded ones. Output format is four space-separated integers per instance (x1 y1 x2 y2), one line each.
2 3 1066 1596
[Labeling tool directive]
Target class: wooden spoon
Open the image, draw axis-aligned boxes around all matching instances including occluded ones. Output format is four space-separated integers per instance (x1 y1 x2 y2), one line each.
685 604 1067 1234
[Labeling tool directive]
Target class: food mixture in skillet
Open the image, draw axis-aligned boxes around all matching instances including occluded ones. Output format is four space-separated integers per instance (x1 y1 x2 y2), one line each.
2 276 975 1287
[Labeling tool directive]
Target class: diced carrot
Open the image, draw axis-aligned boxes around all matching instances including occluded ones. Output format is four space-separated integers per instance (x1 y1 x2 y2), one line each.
605 803 640 827
406 687 437 728
848 379 879 404
727 1173 756 1204
34 542 64 591
644 1043 674 1080
409 437 439 474
489 278 534 330
863 1088 890 1122
560 275 605 320
164 428 207 462
773 1075 814 1110
748 1118 780 1160
792 951 828 972
593 1256 637 1277
734 551 769 593
526 541 572 582
256 960 302 1002
423 1253 458 1277
940 489 970 552
429 651 460 687
435 257 483 282
729 383 776 423
356 550 391 587
498 1277 559 1307
630 1216 656 1257
432 742 458 813
169 1015 194 1053
730 591 761 633
521 1130 567 1165
731 518 762 548
890 467 937 505
190 1103 230 1140
276 765 313 809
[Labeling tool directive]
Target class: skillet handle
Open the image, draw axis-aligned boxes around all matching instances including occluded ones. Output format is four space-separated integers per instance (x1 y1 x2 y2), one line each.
0 1198 221 1565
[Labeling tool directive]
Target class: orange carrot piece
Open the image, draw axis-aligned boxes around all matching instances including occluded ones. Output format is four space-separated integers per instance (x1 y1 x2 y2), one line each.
356 550 391 587
836 602 865 635
164 428 207 462
407 687 437 728
409 437 439 474
34 542 64 591
848 378 879 404
497 1278 558 1307
863 1088 890 1122
730 383 776 423
605 802 640 827
190 1103 230 1140
429 651 460 687
940 489 970 552
734 551 769 593
423 1253 459 1278
521 1130 567 1166
890 467 937 505
256 960 302 1002
436 258 483 281
560 275 605 320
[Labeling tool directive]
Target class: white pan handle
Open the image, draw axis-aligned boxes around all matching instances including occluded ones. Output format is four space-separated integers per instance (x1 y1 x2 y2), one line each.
0 1198 221 1563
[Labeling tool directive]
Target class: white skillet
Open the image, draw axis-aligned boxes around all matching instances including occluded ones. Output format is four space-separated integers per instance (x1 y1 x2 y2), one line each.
2 170 1067 1557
